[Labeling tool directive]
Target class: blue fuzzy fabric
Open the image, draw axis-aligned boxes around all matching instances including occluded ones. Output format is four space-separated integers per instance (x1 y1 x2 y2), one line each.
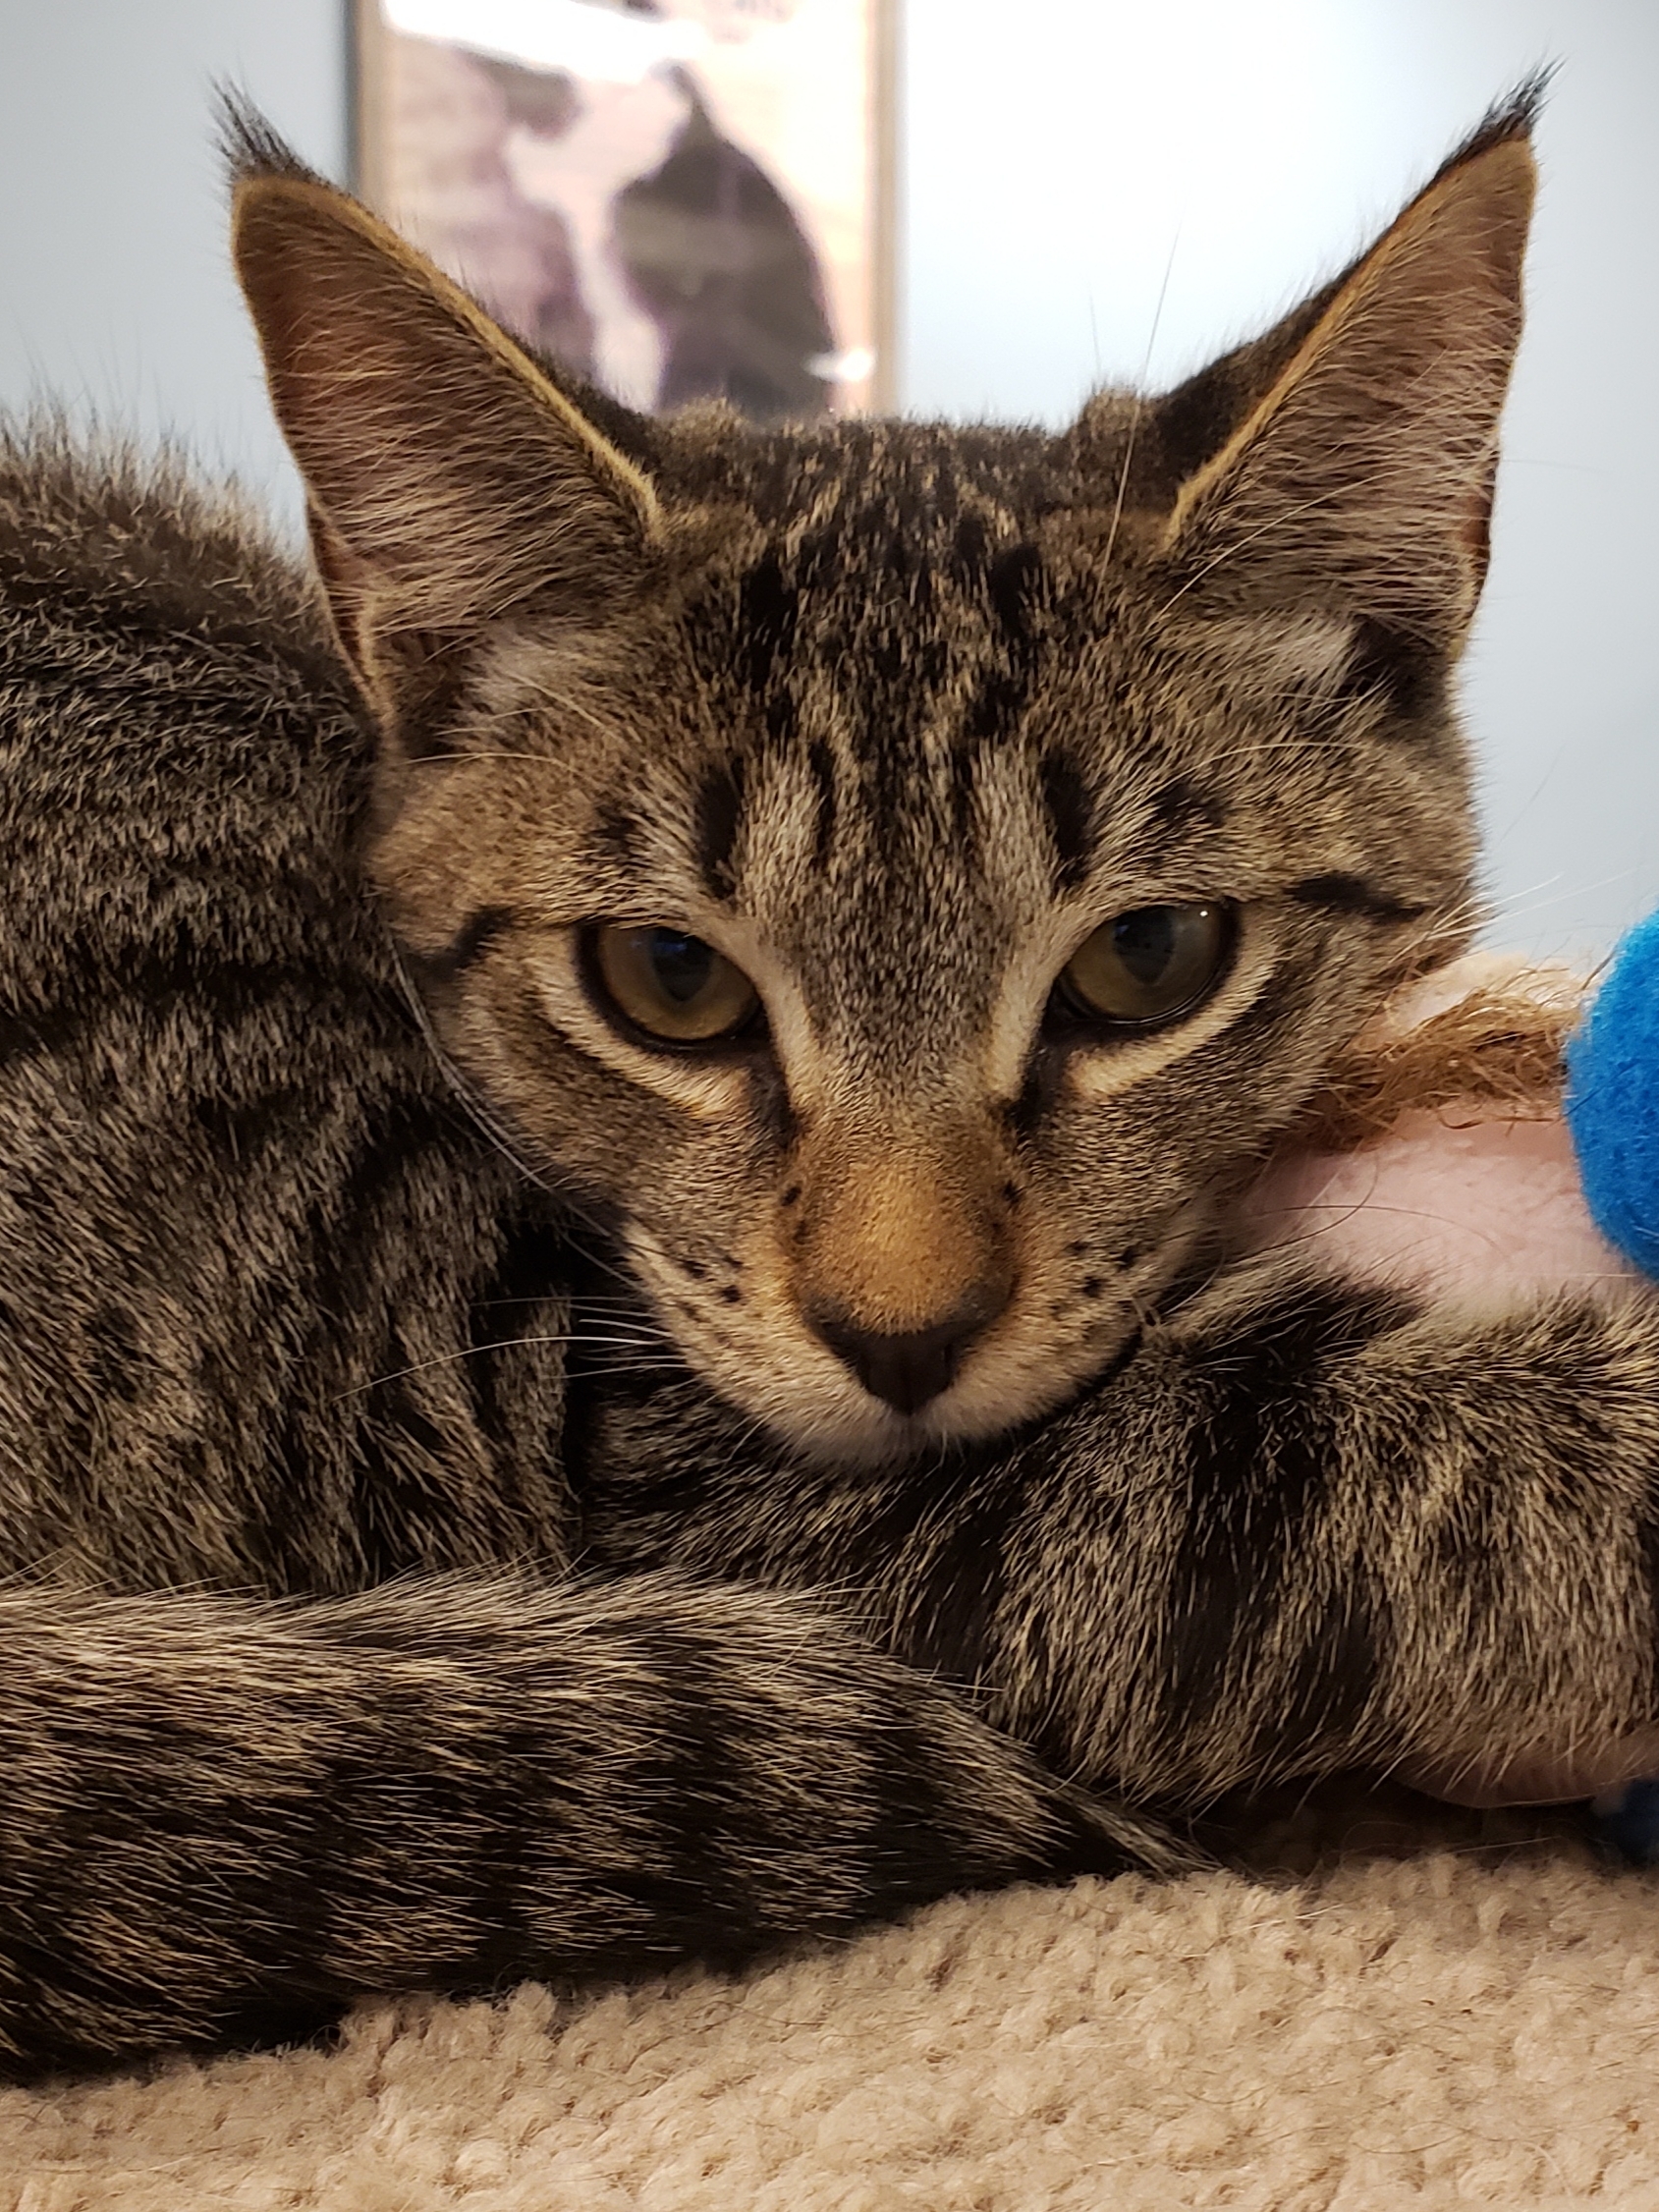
1595 1781 1659 1867
1564 909 1659 1279
1564 920 1659 1859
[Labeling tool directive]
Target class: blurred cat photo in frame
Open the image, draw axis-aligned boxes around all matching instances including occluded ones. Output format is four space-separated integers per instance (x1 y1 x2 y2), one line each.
354 0 897 421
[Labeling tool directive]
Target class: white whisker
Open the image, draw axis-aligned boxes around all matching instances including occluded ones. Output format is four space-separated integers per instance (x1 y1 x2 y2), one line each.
1101 225 1181 577
333 1331 687 1403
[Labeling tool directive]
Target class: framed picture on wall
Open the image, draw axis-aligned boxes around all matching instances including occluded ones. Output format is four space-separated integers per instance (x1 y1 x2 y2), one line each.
353 0 898 421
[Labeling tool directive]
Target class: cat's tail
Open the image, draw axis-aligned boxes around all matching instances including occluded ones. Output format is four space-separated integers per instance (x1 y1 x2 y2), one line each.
0 1572 1193 2076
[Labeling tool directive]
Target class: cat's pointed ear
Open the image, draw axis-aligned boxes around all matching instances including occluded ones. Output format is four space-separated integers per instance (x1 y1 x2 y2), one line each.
1144 90 1538 655
226 111 661 747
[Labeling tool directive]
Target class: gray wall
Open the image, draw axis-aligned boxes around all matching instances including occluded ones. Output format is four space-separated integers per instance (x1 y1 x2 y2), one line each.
0 0 346 522
904 0 1659 964
2 1 1654 961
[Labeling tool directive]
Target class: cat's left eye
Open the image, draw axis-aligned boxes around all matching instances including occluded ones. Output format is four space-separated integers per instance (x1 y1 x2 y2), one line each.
585 924 761 1047
1052 903 1235 1030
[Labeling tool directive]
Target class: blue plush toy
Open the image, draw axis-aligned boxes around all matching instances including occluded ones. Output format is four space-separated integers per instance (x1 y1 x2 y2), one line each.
1564 912 1659 1862
1566 909 1659 1281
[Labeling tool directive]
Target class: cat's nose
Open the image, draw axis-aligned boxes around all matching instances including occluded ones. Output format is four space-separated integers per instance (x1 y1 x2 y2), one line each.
807 1290 1005 1416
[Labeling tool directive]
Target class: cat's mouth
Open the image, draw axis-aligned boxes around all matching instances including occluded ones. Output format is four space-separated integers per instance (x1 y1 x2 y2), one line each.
624 1186 1213 1462
762 1236 1204 1464
795 1312 1139 1462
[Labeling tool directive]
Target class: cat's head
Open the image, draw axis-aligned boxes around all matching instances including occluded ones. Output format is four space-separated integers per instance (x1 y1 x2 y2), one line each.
231 92 1536 1464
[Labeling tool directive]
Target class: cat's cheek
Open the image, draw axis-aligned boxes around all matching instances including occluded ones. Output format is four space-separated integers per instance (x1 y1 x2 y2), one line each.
620 1192 1200 1461
934 1225 1198 1446
616 1229 892 1460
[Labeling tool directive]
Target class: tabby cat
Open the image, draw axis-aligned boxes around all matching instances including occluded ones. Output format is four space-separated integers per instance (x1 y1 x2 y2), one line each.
0 83 1649 2080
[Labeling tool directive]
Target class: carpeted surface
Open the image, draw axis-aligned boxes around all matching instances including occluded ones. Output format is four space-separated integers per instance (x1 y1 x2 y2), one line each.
8 1794 1659 2211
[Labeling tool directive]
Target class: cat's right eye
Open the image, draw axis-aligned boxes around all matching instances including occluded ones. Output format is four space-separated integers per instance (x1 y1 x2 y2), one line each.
585 924 762 1048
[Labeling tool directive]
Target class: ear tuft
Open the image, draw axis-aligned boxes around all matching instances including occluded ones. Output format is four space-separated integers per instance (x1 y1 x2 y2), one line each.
214 85 318 192
1446 68 1554 168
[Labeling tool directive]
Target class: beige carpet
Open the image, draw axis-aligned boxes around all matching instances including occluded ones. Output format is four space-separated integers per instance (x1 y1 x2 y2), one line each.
7 1795 1659 2211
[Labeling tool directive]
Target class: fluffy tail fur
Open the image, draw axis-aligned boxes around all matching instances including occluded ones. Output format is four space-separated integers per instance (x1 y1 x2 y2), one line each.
0 1575 1189 2076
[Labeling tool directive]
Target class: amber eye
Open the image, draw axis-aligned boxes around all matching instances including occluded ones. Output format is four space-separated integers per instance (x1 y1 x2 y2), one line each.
587 924 761 1046
1054 903 1234 1029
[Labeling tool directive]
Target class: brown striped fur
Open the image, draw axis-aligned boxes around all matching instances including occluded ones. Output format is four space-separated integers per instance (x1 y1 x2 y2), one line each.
229 97 1526 1467
4 84 1650 2079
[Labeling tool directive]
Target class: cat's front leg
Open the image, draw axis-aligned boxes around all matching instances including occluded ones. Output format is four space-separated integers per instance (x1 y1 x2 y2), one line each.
979 1258 1659 1813
582 1263 1659 1819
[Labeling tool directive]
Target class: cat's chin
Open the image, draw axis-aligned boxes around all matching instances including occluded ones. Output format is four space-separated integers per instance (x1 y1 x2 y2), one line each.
779 1402 972 1470
776 1407 994 1471
756 1327 1141 1469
